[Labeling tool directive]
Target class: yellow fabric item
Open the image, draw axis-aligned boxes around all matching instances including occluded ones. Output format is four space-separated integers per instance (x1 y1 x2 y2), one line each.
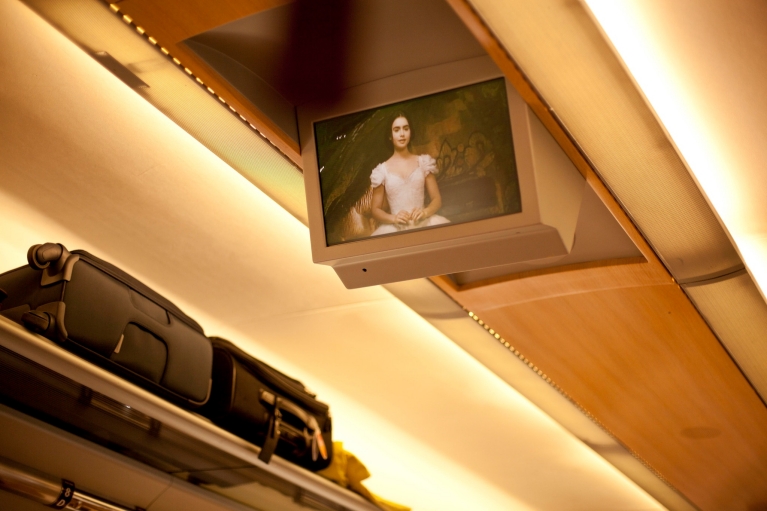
318 442 410 511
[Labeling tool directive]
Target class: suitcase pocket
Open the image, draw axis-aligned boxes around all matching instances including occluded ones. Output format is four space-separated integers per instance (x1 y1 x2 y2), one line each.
111 323 168 383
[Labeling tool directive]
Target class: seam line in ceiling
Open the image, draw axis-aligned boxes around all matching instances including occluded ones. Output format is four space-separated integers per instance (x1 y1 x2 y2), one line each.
235 298 398 324
679 265 746 287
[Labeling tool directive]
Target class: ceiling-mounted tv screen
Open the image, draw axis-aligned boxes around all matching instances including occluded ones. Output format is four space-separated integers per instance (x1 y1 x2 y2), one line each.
314 78 521 246
299 57 585 289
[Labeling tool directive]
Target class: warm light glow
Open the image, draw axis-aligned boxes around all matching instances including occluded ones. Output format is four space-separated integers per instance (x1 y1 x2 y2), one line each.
585 0 767 300
0 1 669 509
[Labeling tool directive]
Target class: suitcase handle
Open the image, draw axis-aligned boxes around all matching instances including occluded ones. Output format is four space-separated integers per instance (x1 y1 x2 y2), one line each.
28 243 68 270
258 391 328 464
262 391 313 428
28 243 78 286
21 310 58 338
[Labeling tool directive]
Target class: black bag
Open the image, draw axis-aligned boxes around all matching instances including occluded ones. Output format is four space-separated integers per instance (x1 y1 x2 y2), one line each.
201 337 333 471
0 243 212 407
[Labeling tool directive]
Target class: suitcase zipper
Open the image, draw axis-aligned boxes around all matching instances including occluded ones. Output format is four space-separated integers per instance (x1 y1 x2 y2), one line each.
210 337 330 415
214 339 328 415
71 251 203 334
251 358 328 415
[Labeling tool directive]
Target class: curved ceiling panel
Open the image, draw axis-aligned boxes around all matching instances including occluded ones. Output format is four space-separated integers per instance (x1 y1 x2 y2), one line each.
466 0 742 284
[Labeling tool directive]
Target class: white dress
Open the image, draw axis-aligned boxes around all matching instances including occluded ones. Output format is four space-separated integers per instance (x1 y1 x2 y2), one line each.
370 154 450 236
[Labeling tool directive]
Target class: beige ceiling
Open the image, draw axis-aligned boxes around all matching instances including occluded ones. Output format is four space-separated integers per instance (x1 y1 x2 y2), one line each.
0 1 667 510
586 0 767 251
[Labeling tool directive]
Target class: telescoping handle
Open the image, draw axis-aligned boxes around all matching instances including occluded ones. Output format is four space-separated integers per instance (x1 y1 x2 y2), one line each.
258 390 328 464
27 243 69 270
26 243 79 287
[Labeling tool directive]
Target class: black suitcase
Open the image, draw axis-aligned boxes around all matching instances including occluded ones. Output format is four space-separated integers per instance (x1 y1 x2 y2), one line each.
201 337 333 471
0 243 212 407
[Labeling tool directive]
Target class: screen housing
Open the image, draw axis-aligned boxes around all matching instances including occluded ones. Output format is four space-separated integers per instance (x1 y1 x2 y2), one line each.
299 56 585 288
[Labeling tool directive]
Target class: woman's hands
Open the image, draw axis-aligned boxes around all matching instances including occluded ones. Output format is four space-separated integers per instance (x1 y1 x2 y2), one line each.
394 210 412 225
395 208 426 225
409 207 426 224
373 185 426 226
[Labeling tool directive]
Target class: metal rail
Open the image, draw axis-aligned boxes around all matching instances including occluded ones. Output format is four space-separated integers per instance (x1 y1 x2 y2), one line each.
0 456 131 510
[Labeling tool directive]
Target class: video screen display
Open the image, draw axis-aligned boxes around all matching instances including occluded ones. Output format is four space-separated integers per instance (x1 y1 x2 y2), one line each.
314 78 521 246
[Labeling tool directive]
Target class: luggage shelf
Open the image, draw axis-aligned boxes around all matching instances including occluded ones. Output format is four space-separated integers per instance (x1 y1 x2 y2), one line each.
0 317 379 511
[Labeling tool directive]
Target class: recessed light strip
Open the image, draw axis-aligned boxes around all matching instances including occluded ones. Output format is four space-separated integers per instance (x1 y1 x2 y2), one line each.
465 309 673 488
104 2 294 164
467 310 553 382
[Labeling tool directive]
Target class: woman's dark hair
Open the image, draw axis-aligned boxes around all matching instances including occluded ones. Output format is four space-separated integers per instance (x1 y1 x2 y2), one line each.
384 111 414 151
321 108 417 242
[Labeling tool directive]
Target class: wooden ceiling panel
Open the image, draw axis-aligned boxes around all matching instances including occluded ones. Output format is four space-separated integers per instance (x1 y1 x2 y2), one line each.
113 0 301 165
116 0 289 43
436 272 767 509
438 258 665 306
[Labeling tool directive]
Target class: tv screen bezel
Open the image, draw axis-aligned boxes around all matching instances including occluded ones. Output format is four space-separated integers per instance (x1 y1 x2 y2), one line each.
299 56 544 265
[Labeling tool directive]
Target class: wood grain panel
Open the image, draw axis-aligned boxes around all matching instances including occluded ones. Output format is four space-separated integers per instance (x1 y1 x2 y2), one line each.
432 257 668 307
112 0 302 166
444 281 767 510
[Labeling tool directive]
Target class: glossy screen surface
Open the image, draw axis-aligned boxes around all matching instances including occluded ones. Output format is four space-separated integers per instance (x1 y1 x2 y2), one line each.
314 78 520 246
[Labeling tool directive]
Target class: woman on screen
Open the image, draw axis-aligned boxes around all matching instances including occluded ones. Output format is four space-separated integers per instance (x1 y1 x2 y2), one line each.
369 113 450 236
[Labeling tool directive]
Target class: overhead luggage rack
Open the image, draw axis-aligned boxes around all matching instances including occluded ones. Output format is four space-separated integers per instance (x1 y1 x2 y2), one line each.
0 317 379 511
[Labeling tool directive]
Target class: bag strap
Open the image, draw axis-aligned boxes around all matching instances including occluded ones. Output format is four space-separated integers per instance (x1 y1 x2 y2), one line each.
258 397 283 464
